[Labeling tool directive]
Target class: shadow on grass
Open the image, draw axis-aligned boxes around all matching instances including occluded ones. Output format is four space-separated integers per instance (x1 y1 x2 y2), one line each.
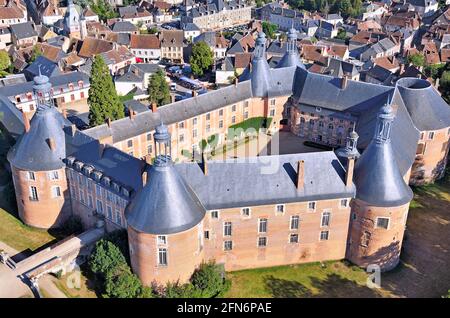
264 273 381 298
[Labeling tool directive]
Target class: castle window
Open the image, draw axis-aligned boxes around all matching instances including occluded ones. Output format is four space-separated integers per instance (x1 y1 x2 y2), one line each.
270 109 275 117
158 248 168 266
244 111 249 119
27 171 36 181
270 99 276 106
258 218 268 233
192 117 198 125
241 207 251 217
340 199 348 208
219 109 224 117
211 210 219 219
224 240 233 251
206 113 210 120
29 186 38 201
308 201 316 211
107 206 113 219
193 129 197 138
223 222 232 236
88 195 93 208
51 186 61 198
376 217 390 230
95 184 102 198
244 101 249 108
157 235 167 245
146 133 152 141
231 116 236 124
48 170 59 180
116 211 122 226
321 212 331 227
179 134 184 143
219 120 223 128
79 189 85 204
289 234 299 244
362 231 371 247
179 121 185 129
232 104 236 112
275 204 284 214
96 200 103 214
428 131 434 140
257 236 267 247
147 144 153 154
320 230 329 241
204 230 210 240
127 139 133 148
290 215 299 230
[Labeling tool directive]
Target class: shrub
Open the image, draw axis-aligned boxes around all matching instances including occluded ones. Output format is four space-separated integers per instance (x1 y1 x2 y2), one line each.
104 264 143 298
89 239 127 278
190 261 230 298
165 281 202 298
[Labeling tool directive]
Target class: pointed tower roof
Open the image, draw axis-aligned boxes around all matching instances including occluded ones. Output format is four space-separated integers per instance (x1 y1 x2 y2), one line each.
335 125 360 165
125 122 205 235
353 103 413 207
240 32 272 97
276 27 305 69
7 74 66 171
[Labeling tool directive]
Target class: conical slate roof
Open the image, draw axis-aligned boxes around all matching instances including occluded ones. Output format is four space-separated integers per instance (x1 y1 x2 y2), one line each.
7 75 66 171
125 158 206 234
396 77 450 131
276 28 305 69
353 104 413 207
240 32 273 97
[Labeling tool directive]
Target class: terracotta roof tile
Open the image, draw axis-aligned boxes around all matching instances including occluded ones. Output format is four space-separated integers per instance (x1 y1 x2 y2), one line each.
130 34 160 49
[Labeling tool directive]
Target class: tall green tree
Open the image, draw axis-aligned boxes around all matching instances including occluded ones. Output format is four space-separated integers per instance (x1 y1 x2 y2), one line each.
190 41 214 77
148 69 171 106
262 21 278 39
408 53 425 67
104 264 143 298
88 55 124 127
89 239 127 277
0 50 11 77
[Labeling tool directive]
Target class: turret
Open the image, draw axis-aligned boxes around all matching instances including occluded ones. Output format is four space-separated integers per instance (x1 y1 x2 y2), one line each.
347 104 413 271
125 121 206 285
276 27 305 69
335 126 360 166
240 32 272 97
7 72 70 228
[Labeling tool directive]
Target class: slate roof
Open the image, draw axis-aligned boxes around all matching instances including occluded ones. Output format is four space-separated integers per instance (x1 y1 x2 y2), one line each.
8 101 67 171
175 152 355 210
112 21 138 33
125 157 206 235
396 78 450 131
24 56 61 81
353 105 414 207
11 22 37 40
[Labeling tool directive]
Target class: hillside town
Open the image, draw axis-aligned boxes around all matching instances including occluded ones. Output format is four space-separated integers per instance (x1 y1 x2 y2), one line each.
0 0 449 300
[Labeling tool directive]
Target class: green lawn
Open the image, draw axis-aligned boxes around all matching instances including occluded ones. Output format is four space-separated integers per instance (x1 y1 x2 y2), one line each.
224 260 386 298
0 208 57 252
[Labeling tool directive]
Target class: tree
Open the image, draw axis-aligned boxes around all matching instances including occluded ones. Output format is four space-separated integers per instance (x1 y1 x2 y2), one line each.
336 29 348 41
190 41 214 77
439 70 450 103
147 69 171 106
89 239 127 277
88 55 124 126
408 53 425 67
262 21 278 39
104 264 143 298
90 0 118 21
29 45 42 63
190 261 231 297
148 26 158 34
0 50 11 77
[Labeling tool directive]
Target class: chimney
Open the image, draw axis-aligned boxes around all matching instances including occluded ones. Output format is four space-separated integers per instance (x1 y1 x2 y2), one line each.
345 157 355 187
106 117 112 128
192 90 198 97
296 160 304 190
340 76 348 89
151 102 157 112
22 111 30 133
129 109 135 120
202 152 208 176
234 77 239 87
47 138 56 151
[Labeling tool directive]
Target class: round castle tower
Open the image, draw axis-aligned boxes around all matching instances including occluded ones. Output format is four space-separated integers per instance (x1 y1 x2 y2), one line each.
347 104 413 271
125 122 206 285
7 73 70 229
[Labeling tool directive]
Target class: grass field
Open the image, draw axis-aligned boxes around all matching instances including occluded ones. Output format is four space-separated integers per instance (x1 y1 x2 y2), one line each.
51 268 98 298
0 208 57 253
